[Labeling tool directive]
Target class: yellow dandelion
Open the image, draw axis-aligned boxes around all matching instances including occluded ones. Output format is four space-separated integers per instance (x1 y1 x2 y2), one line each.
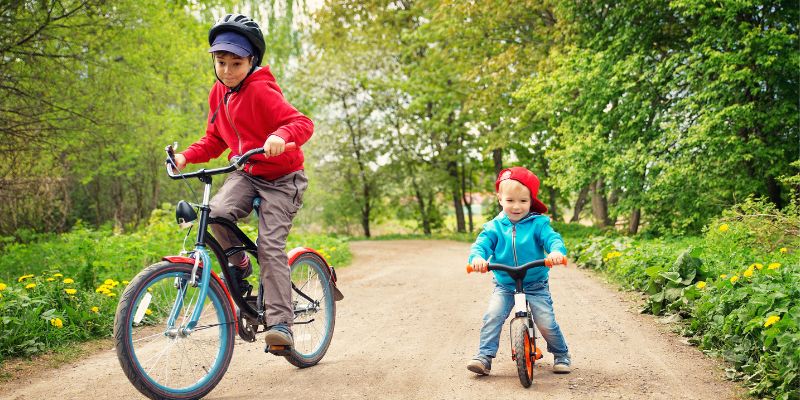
122 280 129 285
718 224 729 232
46 277 55 282
730 275 739 284
53 273 63 278
779 247 787 254
96 287 111 294
50 318 63 328
63 278 74 284
743 268 754 278
91 306 99 313
696 281 707 289
764 315 780 328
17 274 34 282
768 262 781 270
720 274 728 279
106 292 116 297
750 263 763 270
145 309 153 315
103 279 114 286
25 283 36 289
64 288 77 295
330 247 337 251
0 283 6 291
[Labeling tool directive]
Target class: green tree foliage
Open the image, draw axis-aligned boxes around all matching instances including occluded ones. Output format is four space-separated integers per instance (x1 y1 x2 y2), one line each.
518 0 798 234
0 0 307 236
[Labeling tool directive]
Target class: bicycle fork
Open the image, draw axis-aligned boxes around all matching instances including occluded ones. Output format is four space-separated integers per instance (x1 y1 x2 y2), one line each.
158 246 214 338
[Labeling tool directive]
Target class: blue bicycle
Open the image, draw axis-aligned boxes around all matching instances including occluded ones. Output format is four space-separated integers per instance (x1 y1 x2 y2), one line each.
113 144 343 400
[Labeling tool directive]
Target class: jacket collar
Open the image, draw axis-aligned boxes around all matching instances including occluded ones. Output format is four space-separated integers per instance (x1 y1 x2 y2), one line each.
496 212 540 226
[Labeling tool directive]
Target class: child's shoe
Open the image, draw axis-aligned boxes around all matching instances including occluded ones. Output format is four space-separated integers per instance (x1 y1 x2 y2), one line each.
553 353 571 374
264 323 293 346
466 356 491 375
230 257 253 290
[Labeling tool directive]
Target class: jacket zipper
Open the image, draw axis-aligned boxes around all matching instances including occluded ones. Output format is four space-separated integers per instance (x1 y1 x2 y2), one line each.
223 91 244 155
511 224 519 267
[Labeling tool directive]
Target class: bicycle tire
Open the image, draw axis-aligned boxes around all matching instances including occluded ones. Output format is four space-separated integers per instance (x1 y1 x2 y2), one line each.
510 317 534 388
284 252 336 368
114 261 235 400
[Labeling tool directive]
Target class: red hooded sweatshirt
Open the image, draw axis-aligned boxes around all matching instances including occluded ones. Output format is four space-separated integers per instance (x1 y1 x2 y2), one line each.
181 67 313 180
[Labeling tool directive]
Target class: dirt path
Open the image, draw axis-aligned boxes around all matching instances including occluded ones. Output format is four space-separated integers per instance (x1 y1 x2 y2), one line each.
1 240 744 399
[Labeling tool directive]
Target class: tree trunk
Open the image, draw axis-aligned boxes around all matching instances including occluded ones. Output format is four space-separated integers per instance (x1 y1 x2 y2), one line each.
628 208 641 235
766 176 784 209
410 172 431 236
492 148 503 177
591 178 612 228
570 185 590 223
461 165 474 233
547 186 558 220
447 161 466 233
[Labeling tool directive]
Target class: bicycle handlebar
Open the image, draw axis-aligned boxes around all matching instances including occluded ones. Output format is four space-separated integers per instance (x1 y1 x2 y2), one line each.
466 258 559 274
164 142 297 180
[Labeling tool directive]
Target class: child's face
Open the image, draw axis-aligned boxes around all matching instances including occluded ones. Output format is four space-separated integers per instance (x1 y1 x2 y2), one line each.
497 180 531 222
214 52 253 88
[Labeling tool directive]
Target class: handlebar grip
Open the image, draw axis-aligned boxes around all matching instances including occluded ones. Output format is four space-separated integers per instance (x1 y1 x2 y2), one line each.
466 264 474 274
545 258 553 267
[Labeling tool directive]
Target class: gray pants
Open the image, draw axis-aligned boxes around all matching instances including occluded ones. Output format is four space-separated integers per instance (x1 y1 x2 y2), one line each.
209 170 308 327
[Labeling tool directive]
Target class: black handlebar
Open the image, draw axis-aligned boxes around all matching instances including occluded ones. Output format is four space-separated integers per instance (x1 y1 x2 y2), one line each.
486 259 550 273
164 144 296 180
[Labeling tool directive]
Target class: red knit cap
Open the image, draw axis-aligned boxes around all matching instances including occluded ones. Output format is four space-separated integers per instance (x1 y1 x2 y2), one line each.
495 167 548 214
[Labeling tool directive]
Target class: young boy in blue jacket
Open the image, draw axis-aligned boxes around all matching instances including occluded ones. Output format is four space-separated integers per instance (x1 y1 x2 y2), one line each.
467 167 571 375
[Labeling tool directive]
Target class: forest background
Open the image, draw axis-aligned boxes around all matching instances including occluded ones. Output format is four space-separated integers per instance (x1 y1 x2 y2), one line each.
1 0 796 239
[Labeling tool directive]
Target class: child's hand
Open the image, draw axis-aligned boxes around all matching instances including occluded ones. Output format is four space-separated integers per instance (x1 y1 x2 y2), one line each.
170 153 187 171
264 135 286 157
471 257 489 273
546 251 567 267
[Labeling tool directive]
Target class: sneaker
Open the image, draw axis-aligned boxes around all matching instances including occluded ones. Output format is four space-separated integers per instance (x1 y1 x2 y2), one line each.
264 323 293 346
230 257 253 290
466 356 491 375
553 353 571 374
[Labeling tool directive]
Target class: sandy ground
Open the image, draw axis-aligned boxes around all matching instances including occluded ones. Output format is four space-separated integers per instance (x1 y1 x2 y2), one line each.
1 240 744 400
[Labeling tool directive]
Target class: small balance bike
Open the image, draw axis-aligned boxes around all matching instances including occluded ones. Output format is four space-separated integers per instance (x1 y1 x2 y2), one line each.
467 259 557 388
113 144 343 400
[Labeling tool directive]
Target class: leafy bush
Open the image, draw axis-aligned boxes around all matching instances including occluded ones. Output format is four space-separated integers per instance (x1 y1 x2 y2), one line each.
571 197 799 399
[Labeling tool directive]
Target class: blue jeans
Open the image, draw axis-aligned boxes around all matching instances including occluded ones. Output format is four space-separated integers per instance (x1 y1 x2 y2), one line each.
475 279 569 360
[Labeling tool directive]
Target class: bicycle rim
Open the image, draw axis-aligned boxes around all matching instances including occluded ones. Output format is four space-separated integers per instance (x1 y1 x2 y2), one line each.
115 262 234 399
286 253 335 367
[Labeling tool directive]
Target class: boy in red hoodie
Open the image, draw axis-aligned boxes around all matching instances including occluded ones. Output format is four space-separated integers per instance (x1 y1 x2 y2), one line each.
172 13 312 347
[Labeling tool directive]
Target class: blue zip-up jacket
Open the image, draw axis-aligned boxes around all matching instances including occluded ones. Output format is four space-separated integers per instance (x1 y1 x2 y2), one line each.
468 212 568 290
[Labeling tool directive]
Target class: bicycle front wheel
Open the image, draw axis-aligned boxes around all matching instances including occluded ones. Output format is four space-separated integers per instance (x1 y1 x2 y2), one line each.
284 252 336 368
114 261 235 400
510 317 534 388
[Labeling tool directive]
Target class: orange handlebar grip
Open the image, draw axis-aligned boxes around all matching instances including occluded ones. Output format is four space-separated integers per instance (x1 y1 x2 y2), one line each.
545 259 553 267
466 264 475 274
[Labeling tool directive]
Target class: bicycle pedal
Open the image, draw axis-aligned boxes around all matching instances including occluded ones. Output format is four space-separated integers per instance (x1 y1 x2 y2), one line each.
264 344 292 356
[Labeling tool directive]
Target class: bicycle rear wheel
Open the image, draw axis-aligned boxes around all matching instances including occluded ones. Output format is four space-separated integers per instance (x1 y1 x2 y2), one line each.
284 252 336 368
114 261 235 400
510 317 534 388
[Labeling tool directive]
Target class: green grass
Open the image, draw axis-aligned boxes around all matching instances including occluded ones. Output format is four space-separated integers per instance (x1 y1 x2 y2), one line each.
0 203 352 364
